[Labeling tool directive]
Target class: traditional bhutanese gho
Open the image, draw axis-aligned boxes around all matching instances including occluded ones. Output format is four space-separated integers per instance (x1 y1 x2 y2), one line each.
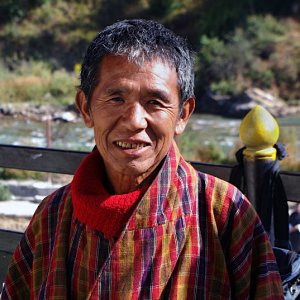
1 142 283 299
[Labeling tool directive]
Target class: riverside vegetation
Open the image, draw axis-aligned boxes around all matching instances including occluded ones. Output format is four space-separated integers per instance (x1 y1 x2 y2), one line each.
0 0 299 173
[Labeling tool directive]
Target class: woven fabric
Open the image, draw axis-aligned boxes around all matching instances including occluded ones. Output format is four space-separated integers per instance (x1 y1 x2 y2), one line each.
2 142 283 299
71 149 144 239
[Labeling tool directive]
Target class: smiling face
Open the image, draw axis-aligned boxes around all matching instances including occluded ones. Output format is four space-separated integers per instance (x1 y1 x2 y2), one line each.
76 55 194 193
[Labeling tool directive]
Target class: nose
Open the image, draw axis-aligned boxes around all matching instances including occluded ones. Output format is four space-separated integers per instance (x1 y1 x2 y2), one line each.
122 103 147 131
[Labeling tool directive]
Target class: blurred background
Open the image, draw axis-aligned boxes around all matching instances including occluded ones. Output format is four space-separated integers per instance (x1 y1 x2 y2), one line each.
0 1 299 230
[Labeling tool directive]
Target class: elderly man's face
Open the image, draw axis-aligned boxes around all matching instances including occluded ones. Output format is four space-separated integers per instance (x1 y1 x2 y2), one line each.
77 55 194 189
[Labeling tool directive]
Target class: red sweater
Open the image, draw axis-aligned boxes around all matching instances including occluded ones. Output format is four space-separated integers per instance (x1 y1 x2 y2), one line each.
72 150 143 238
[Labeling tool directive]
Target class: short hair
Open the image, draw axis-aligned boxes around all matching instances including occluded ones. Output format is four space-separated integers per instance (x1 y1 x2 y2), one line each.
79 19 195 107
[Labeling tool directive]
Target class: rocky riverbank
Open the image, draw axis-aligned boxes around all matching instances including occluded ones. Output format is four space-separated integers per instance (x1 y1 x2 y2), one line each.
0 103 80 122
197 88 300 118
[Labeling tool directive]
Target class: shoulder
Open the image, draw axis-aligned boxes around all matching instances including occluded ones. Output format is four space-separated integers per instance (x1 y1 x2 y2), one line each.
197 171 250 212
33 184 72 215
28 184 73 235
197 171 260 236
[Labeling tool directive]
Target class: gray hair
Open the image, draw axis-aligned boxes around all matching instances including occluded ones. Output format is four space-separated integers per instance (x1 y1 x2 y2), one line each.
79 19 195 107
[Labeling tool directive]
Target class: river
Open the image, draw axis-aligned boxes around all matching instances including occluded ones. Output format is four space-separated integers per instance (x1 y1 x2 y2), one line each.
1 114 299 170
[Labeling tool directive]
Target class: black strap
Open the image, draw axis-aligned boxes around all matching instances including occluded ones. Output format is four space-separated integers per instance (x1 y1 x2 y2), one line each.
229 147 245 191
229 143 290 249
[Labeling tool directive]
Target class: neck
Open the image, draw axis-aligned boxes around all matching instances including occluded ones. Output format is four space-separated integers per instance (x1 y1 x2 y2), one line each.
105 173 140 194
104 163 161 195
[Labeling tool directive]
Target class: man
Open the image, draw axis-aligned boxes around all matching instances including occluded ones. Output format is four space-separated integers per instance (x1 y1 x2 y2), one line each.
2 19 283 299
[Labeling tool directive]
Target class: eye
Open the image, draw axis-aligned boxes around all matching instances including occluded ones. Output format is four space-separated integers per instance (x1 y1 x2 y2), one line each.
147 99 163 106
110 97 124 103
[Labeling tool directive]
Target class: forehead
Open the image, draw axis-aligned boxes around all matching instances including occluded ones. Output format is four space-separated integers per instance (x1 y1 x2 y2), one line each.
97 55 179 92
98 54 177 78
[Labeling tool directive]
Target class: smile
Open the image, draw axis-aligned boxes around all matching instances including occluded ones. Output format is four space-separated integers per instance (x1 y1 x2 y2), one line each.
115 141 148 149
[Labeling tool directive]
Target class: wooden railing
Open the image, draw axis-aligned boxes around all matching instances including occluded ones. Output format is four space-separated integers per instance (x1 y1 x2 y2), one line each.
0 144 299 201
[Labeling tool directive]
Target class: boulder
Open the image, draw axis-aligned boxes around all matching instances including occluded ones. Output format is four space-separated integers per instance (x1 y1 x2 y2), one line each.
197 88 300 118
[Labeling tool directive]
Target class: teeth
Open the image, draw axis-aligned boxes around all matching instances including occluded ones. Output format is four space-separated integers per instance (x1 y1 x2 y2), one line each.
116 141 147 149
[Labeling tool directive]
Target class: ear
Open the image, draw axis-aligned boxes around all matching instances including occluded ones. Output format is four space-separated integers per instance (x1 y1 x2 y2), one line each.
175 97 195 135
75 90 94 128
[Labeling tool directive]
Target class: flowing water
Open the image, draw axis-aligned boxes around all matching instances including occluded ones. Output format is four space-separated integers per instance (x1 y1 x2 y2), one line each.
1 113 299 168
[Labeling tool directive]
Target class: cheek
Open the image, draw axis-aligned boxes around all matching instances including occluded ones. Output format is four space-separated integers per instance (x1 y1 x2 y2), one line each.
154 110 178 128
93 125 107 148
153 120 177 149
155 113 178 138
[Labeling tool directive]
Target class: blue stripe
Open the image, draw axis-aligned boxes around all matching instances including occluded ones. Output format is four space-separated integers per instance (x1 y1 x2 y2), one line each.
156 157 170 225
177 164 192 214
140 228 155 298
195 172 208 298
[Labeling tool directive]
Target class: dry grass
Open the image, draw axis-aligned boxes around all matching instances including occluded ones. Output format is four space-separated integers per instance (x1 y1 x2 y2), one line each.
0 214 30 232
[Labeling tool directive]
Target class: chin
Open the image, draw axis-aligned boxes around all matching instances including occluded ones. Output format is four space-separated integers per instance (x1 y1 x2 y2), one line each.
122 163 152 177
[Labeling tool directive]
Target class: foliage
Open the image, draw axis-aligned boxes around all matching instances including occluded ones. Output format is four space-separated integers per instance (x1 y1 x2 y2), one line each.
247 68 275 89
278 127 300 172
0 184 12 201
195 15 300 102
196 143 228 163
0 0 51 24
0 1 98 70
0 61 76 105
0 168 45 180
199 0 299 37
0 1 299 105
210 80 238 96
49 70 77 105
245 15 286 58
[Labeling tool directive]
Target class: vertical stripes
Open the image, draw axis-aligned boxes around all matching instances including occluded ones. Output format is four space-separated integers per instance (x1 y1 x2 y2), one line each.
2 143 283 299
195 174 208 298
140 228 155 299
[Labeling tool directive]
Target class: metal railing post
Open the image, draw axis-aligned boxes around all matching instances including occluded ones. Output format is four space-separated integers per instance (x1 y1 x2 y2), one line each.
239 105 279 212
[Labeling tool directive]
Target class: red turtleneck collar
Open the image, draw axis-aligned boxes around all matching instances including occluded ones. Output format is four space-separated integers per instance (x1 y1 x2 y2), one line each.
71 150 145 239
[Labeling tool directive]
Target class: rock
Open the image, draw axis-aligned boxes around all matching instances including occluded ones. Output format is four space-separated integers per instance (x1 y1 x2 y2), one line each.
197 88 300 118
230 88 287 117
0 179 61 201
0 103 80 122
52 111 77 122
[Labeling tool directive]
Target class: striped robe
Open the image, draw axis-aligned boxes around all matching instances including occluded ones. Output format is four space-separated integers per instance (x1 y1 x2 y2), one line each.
1 143 283 299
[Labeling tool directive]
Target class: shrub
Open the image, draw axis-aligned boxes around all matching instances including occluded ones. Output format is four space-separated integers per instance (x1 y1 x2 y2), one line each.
247 68 275 89
0 168 44 180
196 31 253 96
196 143 228 163
197 35 231 81
0 75 48 104
49 69 76 105
245 15 286 58
210 79 239 96
195 15 295 99
16 60 51 77
0 184 12 201
0 60 75 106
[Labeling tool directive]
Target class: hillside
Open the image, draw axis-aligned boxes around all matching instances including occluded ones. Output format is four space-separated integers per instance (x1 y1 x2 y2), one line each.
0 0 299 109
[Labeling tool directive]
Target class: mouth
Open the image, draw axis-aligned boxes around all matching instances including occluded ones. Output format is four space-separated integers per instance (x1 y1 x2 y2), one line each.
115 141 149 150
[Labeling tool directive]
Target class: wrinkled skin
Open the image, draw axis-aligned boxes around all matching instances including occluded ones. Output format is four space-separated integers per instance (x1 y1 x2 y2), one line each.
76 55 195 194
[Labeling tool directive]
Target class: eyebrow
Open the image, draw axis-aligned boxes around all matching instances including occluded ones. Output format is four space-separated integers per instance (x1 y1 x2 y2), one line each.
146 89 171 103
105 87 128 95
105 87 172 103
